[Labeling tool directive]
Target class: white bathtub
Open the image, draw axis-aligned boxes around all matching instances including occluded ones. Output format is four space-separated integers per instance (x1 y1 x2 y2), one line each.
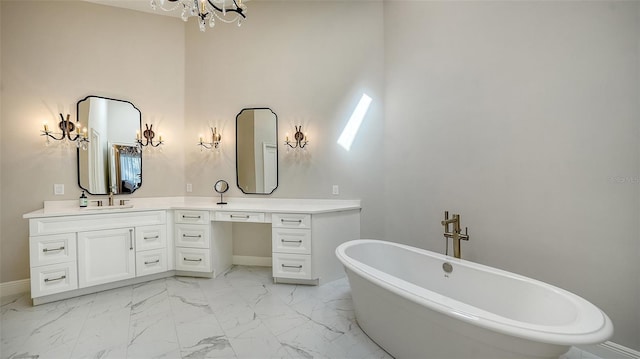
336 239 613 359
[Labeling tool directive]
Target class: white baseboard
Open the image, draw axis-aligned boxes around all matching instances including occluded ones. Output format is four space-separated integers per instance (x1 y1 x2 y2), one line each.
0 279 30 298
579 341 640 359
232 255 272 267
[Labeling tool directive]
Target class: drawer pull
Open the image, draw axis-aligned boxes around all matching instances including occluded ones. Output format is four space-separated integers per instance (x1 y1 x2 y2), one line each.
182 234 202 238
182 215 202 219
281 239 303 244
183 257 203 262
129 229 134 250
231 214 250 219
144 235 160 240
44 275 66 283
282 264 303 269
42 246 65 253
144 259 160 265
281 219 303 224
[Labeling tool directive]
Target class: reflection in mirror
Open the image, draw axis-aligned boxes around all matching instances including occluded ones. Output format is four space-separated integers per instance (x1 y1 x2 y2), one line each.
236 108 278 194
77 96 142 195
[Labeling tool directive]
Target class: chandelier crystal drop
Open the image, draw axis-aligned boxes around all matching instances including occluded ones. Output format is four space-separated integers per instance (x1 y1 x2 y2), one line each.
151 0 247 32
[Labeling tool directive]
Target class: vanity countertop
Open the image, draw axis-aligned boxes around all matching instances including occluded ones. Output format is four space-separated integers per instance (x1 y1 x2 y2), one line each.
23 197 361 219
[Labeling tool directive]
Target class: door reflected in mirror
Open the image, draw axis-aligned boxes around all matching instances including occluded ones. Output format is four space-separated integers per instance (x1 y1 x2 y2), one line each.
77 96 142 195
236 108 278 194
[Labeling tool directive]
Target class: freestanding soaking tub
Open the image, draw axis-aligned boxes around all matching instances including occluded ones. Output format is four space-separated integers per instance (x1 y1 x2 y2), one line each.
336 240 613 359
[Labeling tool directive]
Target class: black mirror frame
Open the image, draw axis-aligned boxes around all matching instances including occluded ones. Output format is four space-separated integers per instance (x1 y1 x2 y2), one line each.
235 107 278 195
76 95 142 195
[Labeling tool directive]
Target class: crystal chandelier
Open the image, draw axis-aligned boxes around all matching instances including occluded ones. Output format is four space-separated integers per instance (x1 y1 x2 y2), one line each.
150 0 247 32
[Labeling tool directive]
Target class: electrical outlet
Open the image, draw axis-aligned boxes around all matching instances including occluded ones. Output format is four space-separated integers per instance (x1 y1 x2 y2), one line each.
186 183 193 193
54 184 64 195
332 185 339 195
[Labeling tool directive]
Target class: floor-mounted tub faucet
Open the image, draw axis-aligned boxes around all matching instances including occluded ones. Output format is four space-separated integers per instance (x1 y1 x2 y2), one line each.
441 211 469 259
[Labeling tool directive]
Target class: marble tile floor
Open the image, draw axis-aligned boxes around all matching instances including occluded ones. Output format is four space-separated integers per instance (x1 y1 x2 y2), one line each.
1 266 391 359
1 266 604 359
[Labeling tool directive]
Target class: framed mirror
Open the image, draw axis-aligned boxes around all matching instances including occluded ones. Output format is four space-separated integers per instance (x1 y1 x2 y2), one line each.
236 108 278 194
77 96 142 195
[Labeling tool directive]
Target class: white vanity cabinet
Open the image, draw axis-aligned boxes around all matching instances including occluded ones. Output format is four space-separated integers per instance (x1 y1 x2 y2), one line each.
25 198 360 304
27 210 167 304
174 210 212 273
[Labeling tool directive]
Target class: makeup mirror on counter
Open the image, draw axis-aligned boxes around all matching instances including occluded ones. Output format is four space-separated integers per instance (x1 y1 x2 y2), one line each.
236 108 278 194
77 96 142 195
214 179 229 205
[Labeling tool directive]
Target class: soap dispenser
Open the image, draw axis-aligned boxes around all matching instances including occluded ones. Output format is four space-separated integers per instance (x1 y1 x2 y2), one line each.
79 191 88 208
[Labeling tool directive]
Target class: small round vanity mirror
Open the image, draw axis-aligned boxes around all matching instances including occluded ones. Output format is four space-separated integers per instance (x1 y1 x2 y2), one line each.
214 180 229 205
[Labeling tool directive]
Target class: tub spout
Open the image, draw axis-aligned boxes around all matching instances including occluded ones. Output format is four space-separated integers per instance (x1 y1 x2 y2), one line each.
442 211 469 259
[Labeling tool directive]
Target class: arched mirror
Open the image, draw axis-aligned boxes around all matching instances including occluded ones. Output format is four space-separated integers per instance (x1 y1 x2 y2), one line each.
77 96 142 195
236 108 278 194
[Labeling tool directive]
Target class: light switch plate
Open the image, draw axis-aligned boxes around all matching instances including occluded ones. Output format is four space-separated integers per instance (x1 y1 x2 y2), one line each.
332 185 339 195
54 184 64 195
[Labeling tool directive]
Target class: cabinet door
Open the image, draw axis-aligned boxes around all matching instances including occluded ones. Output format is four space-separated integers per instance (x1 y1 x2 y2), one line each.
78 228 135 288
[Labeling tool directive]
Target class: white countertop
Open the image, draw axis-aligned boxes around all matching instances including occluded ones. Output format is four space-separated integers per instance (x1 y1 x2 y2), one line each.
23 197 361 219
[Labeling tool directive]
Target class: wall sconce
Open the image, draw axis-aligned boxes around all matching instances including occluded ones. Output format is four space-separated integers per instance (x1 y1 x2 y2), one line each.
136 124 164 148
285 126 308 149
198 127 222 150
41 113 89 150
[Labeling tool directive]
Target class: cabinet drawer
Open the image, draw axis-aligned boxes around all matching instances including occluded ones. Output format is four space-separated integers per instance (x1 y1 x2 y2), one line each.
30 262 78 298
175 210 210 224
214 211 265 223
136 248 167 277
175 247 211 272
30 233 77 267
272 253 312 280
136 225 166 251
272 213 311 229
272 228 311 255
175 224 210 248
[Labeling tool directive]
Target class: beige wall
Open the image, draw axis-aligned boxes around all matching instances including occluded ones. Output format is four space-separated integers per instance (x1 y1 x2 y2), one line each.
183 1 386 257
2 0 639 350
383 1 640 349
0 0 385 282
0 1 185 283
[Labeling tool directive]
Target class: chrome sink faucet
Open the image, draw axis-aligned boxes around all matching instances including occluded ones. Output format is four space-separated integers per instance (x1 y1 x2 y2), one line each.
441 211 469 259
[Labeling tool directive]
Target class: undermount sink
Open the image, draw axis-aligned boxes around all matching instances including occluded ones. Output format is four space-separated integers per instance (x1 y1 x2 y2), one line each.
81 204 134 211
